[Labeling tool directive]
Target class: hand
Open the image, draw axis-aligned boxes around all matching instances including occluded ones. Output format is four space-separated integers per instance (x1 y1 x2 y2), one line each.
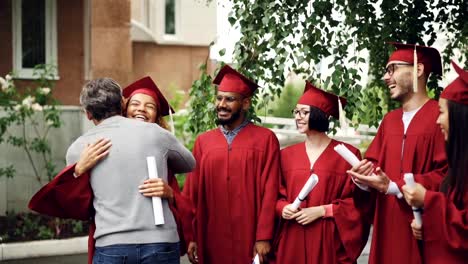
349 159 374 176
402 183 426 208
253 240 271 264
138 178 174 201
282 204 299 220
347 167 390 193
187 241 198 263
291 206 325 225
410 219 423 240
75 138 112 176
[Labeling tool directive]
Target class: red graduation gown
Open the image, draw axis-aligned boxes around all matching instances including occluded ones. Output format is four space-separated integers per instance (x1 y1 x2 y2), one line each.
275 140 369 264
28 165 194 264
358 100 448 264
183 123 280 264
421 190 468 263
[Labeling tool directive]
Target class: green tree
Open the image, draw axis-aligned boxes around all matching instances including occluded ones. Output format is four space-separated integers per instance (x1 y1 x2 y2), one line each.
187 0 466 133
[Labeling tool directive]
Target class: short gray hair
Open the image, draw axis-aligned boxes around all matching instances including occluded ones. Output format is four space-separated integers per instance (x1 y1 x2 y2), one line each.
80 78 123 121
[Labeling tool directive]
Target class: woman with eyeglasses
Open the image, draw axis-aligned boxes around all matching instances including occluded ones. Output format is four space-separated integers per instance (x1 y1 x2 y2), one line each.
273 81 369 264
402 61 468 263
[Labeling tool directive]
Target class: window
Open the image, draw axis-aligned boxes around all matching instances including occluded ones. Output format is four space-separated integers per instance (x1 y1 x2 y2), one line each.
164 0 176 35
12 0 58 79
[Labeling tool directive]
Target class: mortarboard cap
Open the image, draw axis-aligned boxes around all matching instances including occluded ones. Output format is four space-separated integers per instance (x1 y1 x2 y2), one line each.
122 76 175 117
297 81 347 119
213 65 259 97
441 61 468 105
387 42 443 76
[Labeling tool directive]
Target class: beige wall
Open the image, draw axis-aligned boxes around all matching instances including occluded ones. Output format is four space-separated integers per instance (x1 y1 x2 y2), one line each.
89 0 133 86
0 0 214 106
131 0 217 46
132 42 210 100
54 0 85 105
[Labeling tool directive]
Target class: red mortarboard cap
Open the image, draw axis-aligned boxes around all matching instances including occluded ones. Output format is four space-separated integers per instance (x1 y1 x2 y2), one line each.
441 61 468 105
387 42 443 76
122 76 174 116
297 81 347 119
213 65 259 97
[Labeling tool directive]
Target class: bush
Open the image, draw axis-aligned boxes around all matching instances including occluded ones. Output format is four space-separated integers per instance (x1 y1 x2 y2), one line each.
0 212 89 243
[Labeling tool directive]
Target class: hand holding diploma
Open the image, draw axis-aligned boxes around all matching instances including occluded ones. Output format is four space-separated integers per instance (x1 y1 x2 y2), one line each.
252 240 270 264
291 174 319 210
337 144 403 198
252 254 259 264
146 156 165 225
402 173 423 226
334 144 370 191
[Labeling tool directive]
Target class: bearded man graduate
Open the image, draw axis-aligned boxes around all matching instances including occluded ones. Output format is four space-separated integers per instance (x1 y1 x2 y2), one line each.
183 65 280 264
347 43 448 264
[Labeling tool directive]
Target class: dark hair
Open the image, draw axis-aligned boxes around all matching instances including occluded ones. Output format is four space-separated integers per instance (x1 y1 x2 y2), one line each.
80 78 122 121
308 106 329 132
440 100 468 209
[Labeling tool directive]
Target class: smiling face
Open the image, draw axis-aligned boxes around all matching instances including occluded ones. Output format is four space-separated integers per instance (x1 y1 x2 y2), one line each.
383 62 414 101
436 98 449 141
126 93 158 123
294 104 310 134
215 91 248 126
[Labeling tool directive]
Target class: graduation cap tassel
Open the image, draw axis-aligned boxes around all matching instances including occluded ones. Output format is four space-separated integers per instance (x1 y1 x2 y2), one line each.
337 96 347 130
413 46 418 93
169 108 175 135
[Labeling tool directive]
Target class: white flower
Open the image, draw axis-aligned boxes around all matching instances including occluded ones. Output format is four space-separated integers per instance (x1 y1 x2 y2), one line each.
0 77 6 91
46 120 55 126
31 103 43 111
39 87 51 95
5 74 12 81
14 104 21 111
22 96 35 107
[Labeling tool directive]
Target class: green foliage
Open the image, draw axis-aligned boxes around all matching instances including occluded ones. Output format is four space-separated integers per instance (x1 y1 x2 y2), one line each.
0 212 89 242
266 82 303 118
0 64 62 182
220 0 467 127
184 62 217 138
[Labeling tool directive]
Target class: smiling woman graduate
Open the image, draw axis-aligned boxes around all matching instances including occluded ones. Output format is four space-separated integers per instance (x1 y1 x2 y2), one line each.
273 81 369 264
402 60 468 264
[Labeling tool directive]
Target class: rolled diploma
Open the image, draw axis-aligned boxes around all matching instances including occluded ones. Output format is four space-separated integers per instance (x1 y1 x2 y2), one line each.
333 144 370 191
290 174 319 211
252 254 260 264
404 173 422 226
146 156 165 225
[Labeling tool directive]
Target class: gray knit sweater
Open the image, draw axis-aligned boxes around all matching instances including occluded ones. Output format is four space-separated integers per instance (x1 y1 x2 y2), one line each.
66 116 195 246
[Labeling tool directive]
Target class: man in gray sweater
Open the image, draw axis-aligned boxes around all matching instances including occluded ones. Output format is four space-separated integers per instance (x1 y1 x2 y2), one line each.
66 78 195 263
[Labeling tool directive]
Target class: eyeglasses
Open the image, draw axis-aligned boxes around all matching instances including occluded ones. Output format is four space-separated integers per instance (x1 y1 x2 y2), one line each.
215 95 243 103
292 109 310 118
384 63 412 76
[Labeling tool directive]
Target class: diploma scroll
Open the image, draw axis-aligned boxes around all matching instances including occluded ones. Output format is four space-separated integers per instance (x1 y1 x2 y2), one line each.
252 254 260 264
146 156 165 226
290 174 319 211
333 144 370 191
404 173 423 226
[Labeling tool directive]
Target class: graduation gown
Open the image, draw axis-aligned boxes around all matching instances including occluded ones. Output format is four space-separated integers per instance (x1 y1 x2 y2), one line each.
358 99 448 264
183 123 280 264
274 140 369 264
28 164 194 264
421 189 468 263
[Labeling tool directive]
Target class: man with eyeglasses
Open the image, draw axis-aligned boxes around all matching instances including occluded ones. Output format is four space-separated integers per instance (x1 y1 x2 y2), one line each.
183 65 280 264
347 42 448 264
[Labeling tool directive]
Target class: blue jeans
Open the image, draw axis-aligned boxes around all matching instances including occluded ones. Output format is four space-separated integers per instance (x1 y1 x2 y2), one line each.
93 242 180 264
